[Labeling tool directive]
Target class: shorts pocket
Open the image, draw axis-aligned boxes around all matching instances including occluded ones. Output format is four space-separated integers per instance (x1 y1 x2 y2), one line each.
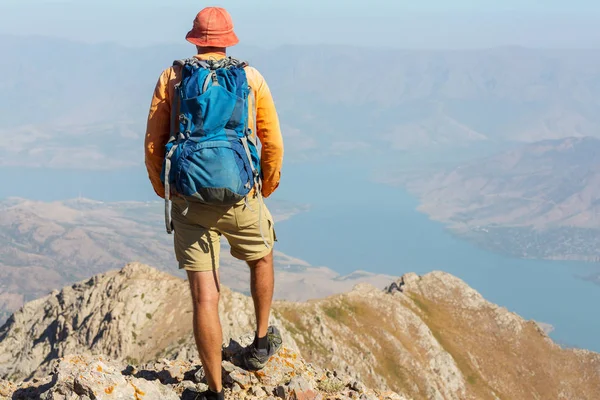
234 197 260 230
268 217 278 243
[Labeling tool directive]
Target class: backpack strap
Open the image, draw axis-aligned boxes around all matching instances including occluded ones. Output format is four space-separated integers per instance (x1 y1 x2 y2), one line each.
242 84 260 188
163 95 180 234
164 61 189 234
241 82 270 250
247 88 258 148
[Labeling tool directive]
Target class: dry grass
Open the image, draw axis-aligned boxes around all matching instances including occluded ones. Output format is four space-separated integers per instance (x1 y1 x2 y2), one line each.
273 283 600 400
314 297 428 397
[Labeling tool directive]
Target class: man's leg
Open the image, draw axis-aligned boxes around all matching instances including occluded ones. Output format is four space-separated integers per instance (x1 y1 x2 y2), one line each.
247 250 274 338
223 197 282 370
187 270 222 393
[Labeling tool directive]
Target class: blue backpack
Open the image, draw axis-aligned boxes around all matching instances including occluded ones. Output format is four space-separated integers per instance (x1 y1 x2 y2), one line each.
161 57 261 233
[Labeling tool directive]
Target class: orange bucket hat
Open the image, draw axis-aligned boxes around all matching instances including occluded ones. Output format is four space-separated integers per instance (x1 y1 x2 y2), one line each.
186 7 239 48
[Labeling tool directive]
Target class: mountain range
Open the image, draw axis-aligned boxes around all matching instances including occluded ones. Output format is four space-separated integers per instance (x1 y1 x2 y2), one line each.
394 136 600 263
2 36 600 170
1 263 599 399
0 197 393 324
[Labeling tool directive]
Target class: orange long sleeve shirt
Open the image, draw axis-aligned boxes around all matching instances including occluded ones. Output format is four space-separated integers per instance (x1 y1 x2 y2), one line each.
144 53 284 199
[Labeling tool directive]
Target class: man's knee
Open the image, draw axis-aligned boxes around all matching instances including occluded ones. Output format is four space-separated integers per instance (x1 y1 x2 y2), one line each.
187 270 221 306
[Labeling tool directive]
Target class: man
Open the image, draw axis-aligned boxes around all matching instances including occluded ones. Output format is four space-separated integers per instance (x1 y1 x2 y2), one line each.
144 7 284 400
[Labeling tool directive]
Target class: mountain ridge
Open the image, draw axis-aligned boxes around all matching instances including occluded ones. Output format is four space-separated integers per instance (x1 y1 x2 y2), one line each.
1 263 599 399
2 35 600 169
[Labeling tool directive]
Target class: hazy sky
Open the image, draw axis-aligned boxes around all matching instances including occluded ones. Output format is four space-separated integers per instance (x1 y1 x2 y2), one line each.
2 0 600 49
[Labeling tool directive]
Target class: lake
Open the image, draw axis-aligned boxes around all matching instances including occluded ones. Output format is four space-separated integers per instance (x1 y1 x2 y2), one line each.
272 160 600 352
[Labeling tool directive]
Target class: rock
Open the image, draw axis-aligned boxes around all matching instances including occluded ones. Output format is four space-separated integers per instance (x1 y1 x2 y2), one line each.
229 369 255 389
250 385 267 397
231 383 243 393
127 376 181 399
221 361 237 373
359 393 378 400
350 380 366 393
274 385 287 398
38 355 178 400
385 280 403 294
156 360 190 384
287 376 314 393
289 389 322 400
287 376 320 400
178 380 197 392
0 380 15 398
196 383 209 392
193 365 206 383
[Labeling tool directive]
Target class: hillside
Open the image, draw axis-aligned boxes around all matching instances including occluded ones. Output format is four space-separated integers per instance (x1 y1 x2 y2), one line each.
2 36 600 170
396 136 600 262
0 198 393 324
1 263 598 399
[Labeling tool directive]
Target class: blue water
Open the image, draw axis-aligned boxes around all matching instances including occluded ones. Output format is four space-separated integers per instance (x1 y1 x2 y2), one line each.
271 160 600 352
2 163 599 352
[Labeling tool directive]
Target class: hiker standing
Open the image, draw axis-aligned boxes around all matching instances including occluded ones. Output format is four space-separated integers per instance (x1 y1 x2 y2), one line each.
144 7 284 400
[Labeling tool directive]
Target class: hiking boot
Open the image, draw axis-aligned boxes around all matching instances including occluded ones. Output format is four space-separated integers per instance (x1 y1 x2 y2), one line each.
236 326 283 371
181 388 224 400
197 390 224 400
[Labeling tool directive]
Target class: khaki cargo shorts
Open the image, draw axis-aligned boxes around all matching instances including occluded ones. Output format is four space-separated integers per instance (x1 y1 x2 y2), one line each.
171 194 276 272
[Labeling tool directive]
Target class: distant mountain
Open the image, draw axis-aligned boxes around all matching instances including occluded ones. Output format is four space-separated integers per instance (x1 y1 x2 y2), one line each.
0 197 392 323
2 36 600 169
1 263 599 399
396 136 600 261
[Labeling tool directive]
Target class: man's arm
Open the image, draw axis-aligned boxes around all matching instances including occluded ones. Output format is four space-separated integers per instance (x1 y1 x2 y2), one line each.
248 68 284 198
144 68 174 199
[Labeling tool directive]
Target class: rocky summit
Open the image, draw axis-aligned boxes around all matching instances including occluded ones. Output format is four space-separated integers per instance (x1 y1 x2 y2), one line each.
1 338 402 400
1 263 599 399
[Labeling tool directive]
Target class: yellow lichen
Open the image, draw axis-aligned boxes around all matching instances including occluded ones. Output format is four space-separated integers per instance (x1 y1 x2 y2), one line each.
130 383 146 400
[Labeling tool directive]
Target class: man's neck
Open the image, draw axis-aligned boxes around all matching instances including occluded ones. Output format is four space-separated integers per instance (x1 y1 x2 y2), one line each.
196 46 227 56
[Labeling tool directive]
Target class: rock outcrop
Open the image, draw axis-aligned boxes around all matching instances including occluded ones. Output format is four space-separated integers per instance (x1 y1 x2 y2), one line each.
1 338 402 400
0 263 292 382
1 264 600 399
